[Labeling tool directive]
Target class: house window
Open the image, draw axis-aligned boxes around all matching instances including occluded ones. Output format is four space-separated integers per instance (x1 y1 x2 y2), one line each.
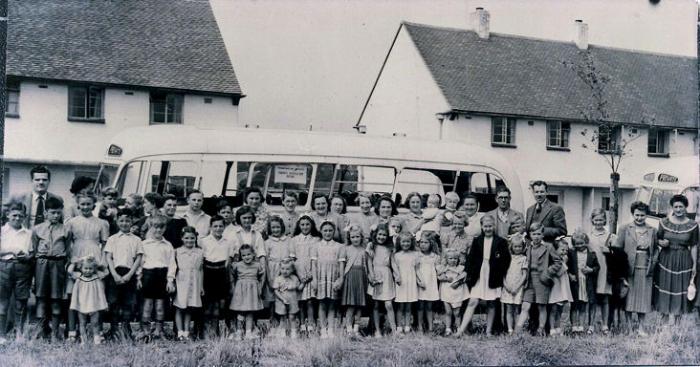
68 86 104 122
491 117 516 146
150 91 183 124
546 121 570 150
597 125 621 154
648 128 670 156
5 80 19 117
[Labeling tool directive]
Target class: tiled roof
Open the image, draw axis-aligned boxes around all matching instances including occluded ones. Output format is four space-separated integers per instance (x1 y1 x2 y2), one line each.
7 0 242 96
404 22 697 129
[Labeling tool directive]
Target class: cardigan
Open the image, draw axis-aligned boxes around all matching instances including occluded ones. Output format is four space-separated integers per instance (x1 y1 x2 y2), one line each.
465 235 511 289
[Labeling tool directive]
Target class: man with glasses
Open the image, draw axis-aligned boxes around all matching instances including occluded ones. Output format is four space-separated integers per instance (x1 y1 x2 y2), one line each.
487 187 524 238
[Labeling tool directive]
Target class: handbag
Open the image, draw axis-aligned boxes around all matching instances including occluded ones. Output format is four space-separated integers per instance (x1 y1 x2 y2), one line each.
688 275 697 301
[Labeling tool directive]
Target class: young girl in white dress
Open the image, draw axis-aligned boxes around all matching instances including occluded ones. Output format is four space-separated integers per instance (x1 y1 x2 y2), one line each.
416 231 440 333
173 227 204 341
316 221 343 338
438 249 466 336
501 233 527 334
367 223 398 337
548 236 573 336
393 231 423 334
69 256 109 345
291 215 320 334
229 245 265 340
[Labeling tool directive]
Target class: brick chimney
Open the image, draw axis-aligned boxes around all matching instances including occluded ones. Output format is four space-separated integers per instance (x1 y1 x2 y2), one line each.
474 7 490 40
574 19 589 50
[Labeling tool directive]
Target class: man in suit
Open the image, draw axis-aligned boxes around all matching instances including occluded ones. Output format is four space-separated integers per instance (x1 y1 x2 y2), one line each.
525 180 567 242
487 186 525 238
9 165 64 228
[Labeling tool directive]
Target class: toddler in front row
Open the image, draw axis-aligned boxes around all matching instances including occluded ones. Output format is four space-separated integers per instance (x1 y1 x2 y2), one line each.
501 233 527 334
69 256 109 345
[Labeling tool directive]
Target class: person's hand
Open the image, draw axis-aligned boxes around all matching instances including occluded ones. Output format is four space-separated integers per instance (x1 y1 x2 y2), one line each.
658 239 670 248
113 274 123 285
568 273 577 282
166 280 176 294
395 277 402 286
122 273 132 283
297 282 305 291
450 280 461 289
201 290 205 297
417 278 425 289
333 279 343 292
582 266 593 274
72 271 81 280
137 278 143 290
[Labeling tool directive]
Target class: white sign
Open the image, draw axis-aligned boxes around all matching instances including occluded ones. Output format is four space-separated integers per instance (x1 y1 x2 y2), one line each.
274 165 307 184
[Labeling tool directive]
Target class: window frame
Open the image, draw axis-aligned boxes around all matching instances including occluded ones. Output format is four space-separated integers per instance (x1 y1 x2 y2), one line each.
67 85 105 123
597 125 621 154
647 128 670 157
149 91 184 125
5 79 19 118
490 116 517 148
546 120 571 151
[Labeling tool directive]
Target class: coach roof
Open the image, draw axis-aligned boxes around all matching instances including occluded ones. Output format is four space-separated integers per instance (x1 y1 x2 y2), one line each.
397 22 698 129
7 0 242 96
109 125 513 172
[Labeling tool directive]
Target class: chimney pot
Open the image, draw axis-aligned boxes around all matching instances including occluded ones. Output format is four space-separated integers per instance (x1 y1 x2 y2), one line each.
474 8 490 39
574 20 588 50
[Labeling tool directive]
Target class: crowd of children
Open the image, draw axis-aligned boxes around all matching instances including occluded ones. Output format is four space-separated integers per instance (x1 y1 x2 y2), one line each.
0 182 692 345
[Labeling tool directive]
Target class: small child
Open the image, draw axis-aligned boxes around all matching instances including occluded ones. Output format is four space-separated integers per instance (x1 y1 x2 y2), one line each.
441 215 470 265
291 215 320 333
264 216 294 335
229 245 265 340
273 258 302 338
316 221 343 338
337 225 369 336
216 200 236 241
567 230 599 333
548 236 574 336
137 214 176 340
416 231 440 333
438 248 466 336
65 194 109 342
280 192 300 236
438 192 461 239
96 187 120 235
69 256 109 344
31 197 68 341
0 202 33 343
124 194 145 220
199 215 233 336
393 231 422 334
367 223 398 337
104 208 143 340
388 217 403 245
426 194 442 209
515 222 559 335
174 227 204 341
501 233 527 334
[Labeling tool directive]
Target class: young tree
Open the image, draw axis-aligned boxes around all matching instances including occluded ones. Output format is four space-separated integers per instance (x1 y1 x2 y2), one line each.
563 51 649 233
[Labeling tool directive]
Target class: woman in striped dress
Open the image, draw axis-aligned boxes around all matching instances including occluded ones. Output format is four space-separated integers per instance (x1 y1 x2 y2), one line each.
653 195 699 325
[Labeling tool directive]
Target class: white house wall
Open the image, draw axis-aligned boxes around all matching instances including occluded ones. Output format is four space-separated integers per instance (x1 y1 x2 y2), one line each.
4 80 240 165
361 26 450 138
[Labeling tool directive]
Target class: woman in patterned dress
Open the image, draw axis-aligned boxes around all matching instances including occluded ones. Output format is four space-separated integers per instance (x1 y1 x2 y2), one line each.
654 194 699 325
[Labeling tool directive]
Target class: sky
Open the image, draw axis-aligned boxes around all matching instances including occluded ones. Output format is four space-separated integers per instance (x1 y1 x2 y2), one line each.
210 0 698 132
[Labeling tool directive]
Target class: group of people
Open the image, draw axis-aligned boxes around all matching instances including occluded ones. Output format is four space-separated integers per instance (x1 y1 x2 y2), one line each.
0 166 698 345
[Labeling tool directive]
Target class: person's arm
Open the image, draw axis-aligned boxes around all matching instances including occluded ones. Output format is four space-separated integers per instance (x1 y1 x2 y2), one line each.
366 250 377 285
166 247 176 293
31 230 40 258
415 254 425 288
544 206 567 240
334 248 346 291
67 262 80 280
99 220 110 246
257 262 266 297
124 253 142 282
105 252 121 283
229 262 238 295
198 254 204 297
392 253 401 285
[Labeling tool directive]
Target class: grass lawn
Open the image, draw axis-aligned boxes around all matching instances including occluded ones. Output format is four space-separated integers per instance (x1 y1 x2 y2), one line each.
1 319 700 367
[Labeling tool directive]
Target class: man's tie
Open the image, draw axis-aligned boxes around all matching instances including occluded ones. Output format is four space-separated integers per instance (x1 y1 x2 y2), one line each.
35 195 45 225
